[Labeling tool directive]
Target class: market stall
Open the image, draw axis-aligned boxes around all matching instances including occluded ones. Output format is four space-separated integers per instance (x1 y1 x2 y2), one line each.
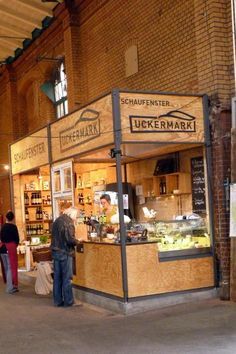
9 126 53 269
49 89 214 304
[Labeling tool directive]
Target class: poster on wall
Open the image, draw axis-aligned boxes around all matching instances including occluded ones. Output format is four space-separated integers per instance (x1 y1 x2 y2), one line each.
230 183 236 237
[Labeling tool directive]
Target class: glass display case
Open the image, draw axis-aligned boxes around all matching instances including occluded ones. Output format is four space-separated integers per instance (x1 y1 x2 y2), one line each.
134 217 211 258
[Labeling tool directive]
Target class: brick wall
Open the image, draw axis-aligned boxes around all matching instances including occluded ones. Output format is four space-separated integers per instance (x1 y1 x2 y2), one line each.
210 108 231 283
0 0 234 283
0 0 233 135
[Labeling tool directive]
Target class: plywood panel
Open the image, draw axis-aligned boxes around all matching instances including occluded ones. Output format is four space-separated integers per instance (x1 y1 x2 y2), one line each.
120 92 205 144
73 243 123 297
10 127 49 175
13 174 25 242
126 243 214 297
51 94 114 162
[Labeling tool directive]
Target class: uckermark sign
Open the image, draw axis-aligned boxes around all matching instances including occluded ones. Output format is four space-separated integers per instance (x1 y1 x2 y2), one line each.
120 92 205 143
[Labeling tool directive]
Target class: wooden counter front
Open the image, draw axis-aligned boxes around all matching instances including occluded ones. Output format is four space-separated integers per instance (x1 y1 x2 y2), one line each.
73 243 123 297
73 242 214 299
126 243 214 298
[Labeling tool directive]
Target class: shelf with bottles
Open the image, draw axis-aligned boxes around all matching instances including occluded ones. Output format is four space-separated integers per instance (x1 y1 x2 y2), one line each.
142 173 191 198
26 223 45 237
24 191 42 206
25 206 43 222
24 190 51 204
155 173 191 196
76 189 93 206
41 190 52 206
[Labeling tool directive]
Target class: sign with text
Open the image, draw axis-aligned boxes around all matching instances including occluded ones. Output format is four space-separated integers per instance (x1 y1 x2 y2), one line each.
10 127 49 175
191 156 206 214
50 94 113 162
120 92 205 143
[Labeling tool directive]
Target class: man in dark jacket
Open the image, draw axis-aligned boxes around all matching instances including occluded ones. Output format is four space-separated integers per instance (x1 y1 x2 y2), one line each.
51 207 79 307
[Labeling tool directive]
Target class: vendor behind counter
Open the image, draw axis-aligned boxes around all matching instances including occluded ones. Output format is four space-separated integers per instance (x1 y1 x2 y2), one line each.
99 194 117 223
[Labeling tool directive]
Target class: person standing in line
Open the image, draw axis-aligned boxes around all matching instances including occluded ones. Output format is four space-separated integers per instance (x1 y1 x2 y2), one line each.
0 211 19 293
0 239 14 293
51 206 80 307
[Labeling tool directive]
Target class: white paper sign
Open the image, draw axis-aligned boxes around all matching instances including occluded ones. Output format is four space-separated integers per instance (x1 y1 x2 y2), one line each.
123 194 129 209
230 183 236 237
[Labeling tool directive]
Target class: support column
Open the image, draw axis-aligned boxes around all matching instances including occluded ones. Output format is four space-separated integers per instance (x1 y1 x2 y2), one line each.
230 128 236 300
62 6 86 112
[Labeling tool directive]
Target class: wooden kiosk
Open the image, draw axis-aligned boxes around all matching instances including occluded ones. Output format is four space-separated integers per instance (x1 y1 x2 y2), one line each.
49 89 215 310
10 127 53 269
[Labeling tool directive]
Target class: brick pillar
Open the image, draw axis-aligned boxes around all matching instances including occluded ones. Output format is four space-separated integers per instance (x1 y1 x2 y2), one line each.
62 7 86 112
5 66 19 140
194 0 232 104
0 67 18 214
211 106 231 299
230 128 236 300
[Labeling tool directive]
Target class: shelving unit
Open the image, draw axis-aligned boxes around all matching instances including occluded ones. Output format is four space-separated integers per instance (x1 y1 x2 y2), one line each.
141 172 191 198
24 189 52 239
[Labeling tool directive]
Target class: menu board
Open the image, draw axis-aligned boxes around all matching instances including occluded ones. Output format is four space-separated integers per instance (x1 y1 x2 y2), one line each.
191 156 206 213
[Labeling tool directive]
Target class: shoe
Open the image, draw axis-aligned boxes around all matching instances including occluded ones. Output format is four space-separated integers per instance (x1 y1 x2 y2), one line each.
65 301 83 307
13 287 19 292
8 288 19 294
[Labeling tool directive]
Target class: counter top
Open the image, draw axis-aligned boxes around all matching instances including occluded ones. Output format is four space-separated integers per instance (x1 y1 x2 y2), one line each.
80 240 158 246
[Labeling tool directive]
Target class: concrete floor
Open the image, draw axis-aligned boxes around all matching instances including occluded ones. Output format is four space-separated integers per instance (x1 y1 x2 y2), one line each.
0 277 236 354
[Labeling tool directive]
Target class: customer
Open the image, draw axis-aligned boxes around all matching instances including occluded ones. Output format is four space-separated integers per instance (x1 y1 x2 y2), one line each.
0 211 19 293
0 240 14 293
51 206 80 307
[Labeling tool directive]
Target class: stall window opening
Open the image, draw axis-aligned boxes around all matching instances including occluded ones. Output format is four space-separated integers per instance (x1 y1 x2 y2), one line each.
54 62 68 119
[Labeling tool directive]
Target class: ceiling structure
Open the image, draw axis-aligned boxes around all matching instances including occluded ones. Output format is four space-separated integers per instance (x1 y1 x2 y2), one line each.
0 0 62 175
0 0 62 65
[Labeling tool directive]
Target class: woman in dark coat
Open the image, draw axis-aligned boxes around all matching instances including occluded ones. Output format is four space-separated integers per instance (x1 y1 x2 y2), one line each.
1 211 19 292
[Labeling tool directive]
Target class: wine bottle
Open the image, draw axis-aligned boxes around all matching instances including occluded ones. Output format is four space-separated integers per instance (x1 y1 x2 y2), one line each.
25 208 29 221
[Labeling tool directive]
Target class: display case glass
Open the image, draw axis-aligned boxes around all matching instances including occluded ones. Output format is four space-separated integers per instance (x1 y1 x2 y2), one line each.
134 217 211 257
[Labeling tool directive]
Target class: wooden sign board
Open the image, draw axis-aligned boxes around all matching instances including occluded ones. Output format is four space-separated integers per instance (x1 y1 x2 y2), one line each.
119 92 205 143
10 127 49 175
191 156 206 213
50 94 113 162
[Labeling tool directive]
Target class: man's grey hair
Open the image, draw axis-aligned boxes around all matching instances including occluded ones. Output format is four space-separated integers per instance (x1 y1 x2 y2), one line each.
63 206 78 221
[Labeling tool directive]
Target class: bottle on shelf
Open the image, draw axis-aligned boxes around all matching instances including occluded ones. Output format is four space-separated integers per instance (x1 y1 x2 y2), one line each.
46 195 51 205
162 178 166 194
40 207 43 220
159 178 166 195
24 192 29 206
159 180 163 195
36 207 39 220
78 193 84 205
77 175 83 188
25 208 29 221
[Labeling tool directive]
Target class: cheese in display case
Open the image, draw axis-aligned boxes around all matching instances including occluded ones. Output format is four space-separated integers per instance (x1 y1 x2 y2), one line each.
137 216 211 257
